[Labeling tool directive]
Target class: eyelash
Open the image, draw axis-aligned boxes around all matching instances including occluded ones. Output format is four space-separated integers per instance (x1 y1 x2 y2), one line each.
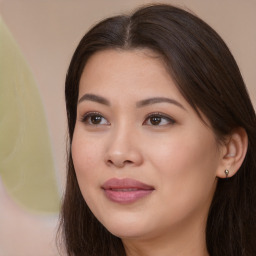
143 112 176 126
80 112 175 126
80 112 109 125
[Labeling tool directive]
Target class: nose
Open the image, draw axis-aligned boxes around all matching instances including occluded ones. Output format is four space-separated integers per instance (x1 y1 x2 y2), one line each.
104 127 143 168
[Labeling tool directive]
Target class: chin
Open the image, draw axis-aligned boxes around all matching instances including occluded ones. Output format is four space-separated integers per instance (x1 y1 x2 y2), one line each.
100 215 154 239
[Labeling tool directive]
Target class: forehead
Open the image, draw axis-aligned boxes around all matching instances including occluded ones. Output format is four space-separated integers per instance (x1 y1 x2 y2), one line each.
81 48 166 79
79 49 182 100
78 48 213 131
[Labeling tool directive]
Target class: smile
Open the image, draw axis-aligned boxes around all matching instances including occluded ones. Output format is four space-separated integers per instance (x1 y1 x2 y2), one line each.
101 178 155 204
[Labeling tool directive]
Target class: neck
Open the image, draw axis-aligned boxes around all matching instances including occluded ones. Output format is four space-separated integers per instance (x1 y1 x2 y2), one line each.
122 213 209 256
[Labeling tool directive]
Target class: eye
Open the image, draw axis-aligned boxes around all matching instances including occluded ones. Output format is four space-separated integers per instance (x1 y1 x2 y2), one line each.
80 112 110 125
143 113 175 126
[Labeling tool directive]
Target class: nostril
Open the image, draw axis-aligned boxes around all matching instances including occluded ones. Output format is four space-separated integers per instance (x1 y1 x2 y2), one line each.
106 159 133 167
107 160 114 165
124 160 133 164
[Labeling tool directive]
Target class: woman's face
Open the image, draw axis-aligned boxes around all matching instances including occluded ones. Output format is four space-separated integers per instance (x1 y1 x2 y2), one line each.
72 49 223 242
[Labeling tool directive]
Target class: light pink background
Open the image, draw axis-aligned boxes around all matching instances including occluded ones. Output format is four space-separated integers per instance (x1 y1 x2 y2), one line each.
0 1 255 255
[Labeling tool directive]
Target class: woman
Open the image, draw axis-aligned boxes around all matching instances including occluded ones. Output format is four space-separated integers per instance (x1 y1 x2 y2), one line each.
59 4 256 256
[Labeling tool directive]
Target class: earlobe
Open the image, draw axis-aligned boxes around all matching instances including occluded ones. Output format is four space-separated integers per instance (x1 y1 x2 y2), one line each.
216 127 248 179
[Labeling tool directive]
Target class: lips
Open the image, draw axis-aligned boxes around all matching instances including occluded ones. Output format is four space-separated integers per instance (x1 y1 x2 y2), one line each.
101 178 154 204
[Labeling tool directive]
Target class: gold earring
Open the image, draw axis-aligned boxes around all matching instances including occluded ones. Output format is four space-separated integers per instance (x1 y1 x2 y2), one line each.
224 169 229 179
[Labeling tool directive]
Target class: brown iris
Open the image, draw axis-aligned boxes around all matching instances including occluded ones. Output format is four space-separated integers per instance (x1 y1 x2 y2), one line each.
150 116 161 125
91 115 102 124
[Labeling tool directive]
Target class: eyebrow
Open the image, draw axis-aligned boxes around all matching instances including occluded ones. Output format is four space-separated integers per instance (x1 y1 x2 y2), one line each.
78 93 186 111
78 93 110 106
136 97 186 110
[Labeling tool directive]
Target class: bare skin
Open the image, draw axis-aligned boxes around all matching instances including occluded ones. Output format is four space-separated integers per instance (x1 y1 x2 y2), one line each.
72 49 246 256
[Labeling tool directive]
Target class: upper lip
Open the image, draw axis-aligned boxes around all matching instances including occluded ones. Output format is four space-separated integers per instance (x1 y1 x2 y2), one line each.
101 178 155 190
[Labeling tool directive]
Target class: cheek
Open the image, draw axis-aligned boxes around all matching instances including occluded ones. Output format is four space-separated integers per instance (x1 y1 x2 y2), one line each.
72 141 97 171
71 132 108 219
147 129 219 208
71 128 103 193
149 130 219 174
72 124 103 168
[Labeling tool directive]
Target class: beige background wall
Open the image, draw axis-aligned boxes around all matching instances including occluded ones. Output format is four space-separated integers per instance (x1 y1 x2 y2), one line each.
0 0 255 255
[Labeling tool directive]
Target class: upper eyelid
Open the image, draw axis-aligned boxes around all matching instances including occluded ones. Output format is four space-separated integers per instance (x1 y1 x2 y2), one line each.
144 112 175 120
82 111 103 117
80 111 98 117
143 112 176 125
79 111 175 123
80 111 106 121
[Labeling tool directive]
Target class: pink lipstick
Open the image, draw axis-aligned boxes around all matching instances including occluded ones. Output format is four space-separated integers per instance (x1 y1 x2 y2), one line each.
101 178 154 204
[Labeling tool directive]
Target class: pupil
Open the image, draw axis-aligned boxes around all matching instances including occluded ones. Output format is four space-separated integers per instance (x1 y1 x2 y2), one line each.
91 115 101 124
150 116 161 125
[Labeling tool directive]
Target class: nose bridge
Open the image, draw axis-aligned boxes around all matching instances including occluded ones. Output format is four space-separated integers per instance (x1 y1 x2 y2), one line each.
108 121 136 156
105 120 142 167
112 120 133 146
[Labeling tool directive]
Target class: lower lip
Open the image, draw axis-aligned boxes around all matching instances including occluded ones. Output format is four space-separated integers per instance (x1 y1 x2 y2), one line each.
103 189 153 204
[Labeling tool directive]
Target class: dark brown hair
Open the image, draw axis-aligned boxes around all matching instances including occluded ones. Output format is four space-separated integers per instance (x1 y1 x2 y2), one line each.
59 4 256 256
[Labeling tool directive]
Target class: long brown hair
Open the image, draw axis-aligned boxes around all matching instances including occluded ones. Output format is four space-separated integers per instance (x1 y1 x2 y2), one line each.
59 4 256 255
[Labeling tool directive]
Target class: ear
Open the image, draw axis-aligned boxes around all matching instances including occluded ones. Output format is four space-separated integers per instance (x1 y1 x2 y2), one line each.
216 127 248 179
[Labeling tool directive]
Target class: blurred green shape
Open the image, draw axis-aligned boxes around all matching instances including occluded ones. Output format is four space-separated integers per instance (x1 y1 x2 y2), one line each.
0 17 60 213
